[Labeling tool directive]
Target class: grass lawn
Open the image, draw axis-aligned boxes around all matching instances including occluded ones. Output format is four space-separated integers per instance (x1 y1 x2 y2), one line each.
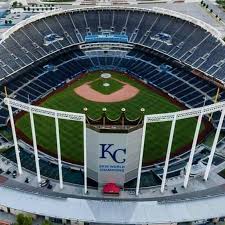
216 0 225 10
15 71 206 164
90 78 124 95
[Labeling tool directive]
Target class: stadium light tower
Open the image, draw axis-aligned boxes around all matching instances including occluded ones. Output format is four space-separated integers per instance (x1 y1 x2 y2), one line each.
55 113 63 189
136 108 146 196
83 112 88 194
204 109 225 180
6 97 23 175
183 96 210 188
183 112 203 188
161 114 177 193
29 107 41 183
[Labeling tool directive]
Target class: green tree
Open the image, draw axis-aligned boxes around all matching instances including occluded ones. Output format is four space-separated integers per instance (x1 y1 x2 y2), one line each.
41 220 53 225
12 1 18 8
15 214 32 225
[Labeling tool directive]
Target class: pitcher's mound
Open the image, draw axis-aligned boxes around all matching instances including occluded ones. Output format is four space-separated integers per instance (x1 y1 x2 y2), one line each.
74 83 139 103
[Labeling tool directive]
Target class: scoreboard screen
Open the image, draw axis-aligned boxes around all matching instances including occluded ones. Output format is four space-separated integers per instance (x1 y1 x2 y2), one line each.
85 34 128 43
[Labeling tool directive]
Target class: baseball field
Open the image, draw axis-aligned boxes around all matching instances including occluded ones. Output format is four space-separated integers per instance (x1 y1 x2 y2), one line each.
15 70 208 164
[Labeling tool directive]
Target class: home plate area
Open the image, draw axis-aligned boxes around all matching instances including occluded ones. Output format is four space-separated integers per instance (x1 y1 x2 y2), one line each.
74 73 140 103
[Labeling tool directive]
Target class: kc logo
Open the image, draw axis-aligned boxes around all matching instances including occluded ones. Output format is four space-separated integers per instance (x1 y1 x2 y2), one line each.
99 144 126 163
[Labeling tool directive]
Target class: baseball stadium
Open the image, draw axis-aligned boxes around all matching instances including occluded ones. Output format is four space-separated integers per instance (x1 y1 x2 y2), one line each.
1 3 225 225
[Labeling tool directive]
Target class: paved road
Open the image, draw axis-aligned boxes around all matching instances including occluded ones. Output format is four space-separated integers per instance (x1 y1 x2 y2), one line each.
2 174 225 203
201 0 225 34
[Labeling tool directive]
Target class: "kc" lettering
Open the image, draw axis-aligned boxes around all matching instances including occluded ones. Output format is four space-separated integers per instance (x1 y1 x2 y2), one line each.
99 144 126 163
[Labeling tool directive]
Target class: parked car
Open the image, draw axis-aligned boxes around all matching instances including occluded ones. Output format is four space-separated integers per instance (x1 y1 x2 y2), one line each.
103 183 120 195
39 179 50 187
47 183 53 189
6 170 11 175
25 177 30 183
12 170 17 178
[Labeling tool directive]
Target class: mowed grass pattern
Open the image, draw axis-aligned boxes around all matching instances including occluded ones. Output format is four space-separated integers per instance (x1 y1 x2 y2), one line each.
16 71 204 163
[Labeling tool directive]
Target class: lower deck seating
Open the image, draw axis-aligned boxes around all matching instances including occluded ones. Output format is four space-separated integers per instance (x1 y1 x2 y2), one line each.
0 48 223 126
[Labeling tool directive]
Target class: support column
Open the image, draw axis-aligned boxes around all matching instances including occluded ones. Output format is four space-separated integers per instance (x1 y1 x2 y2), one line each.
55 114 63 189
183 113 203 188
83 116 88 194
161 114 177 193
7 99 22 175
209 87 220 122
29 109 41 183
136 116 147 196
204 109 225 180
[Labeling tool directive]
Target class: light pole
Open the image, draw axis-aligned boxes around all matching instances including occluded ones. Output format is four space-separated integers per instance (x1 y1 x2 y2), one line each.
203 96 207 107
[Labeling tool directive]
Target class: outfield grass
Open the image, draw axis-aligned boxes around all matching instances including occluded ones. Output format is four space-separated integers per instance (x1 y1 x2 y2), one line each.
90 78 124 95
15 71 206 164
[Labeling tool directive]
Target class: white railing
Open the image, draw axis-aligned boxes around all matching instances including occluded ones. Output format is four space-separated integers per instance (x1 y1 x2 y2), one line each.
4 97 225 197
4 97 87 193
136 100 225 195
